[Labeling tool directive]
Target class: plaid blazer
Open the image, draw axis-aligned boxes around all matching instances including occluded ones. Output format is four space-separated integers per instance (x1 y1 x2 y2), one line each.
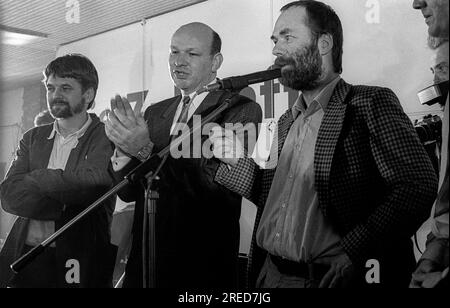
216 79 438 287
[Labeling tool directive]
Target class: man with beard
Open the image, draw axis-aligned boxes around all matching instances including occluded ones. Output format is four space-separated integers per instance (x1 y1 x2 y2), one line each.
410 0 449 288
0 54 117 288
209 0 437 288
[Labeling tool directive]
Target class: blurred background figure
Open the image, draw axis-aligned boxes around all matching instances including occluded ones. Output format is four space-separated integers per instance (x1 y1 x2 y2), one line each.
411 0 449 288
33 109 54 127
428 37 449 86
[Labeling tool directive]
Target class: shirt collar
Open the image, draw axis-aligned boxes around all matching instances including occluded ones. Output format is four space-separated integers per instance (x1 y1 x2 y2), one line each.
48 113 92 140
182 79 216 110
292 76 341 118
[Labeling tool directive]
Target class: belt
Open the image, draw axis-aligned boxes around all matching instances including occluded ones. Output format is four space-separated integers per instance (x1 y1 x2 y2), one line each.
269 254 330 280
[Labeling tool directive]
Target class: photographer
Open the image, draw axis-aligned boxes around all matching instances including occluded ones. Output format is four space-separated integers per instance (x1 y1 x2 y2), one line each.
411 0 449 288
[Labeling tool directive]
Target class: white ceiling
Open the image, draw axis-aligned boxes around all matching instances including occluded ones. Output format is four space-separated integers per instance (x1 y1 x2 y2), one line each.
0 0 206 90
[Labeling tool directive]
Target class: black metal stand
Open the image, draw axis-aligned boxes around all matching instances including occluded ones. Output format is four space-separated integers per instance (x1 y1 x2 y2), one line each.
10 92 239 286
141 170 161 288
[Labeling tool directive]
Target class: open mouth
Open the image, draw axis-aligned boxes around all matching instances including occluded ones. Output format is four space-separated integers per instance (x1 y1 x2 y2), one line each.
173 70 189 79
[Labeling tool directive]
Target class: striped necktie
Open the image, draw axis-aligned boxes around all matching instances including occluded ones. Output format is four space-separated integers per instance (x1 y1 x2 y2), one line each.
177 96 192 123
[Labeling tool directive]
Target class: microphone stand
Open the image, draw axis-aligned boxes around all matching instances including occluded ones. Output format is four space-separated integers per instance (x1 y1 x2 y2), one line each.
10 91 240 287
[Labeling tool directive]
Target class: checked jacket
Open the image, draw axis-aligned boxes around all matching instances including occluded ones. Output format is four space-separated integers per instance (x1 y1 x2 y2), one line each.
215 79 438 287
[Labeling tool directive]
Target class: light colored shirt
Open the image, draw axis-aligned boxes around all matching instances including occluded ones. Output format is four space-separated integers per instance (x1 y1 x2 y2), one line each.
112 91 209 171
26 115 92 246
256 76 343 264
431 95 449 239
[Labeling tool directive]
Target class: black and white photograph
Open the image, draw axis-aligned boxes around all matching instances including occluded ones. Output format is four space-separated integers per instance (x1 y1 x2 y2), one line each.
0 0 448 296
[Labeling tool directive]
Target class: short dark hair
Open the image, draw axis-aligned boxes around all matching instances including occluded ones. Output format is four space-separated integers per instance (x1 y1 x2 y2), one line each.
43 53 99 109
34 109 54 127
281 0 344 74
210 30 222 56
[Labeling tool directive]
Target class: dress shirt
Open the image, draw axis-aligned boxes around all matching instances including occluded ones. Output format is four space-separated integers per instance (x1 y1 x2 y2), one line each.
256 76 344 264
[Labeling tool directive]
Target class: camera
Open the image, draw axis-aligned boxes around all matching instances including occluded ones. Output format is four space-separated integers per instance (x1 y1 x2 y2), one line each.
414 114 442 176
414 114 442 145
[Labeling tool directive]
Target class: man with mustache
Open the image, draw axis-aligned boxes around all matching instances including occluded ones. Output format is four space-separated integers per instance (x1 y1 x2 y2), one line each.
0 54 117 288
105 22 261 288
410 0 449 288
210 0 437 288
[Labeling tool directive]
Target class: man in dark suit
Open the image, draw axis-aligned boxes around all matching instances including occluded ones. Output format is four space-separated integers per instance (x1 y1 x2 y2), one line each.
0 54 117 288
105 22 262 288
210 0 438 288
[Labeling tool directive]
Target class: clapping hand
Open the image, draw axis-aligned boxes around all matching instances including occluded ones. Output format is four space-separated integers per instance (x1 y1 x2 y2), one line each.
105 95 151 157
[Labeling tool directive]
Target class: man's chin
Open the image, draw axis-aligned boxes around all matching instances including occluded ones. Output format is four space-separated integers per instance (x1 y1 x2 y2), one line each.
50 108 71 119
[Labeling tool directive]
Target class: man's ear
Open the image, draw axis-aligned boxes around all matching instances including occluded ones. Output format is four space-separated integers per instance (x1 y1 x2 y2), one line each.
212 52 223 73
83 88 95 108
318 33 333 56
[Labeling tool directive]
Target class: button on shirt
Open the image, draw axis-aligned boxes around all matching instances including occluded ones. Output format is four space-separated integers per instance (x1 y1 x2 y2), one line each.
256 76 343 264
26 115 92 247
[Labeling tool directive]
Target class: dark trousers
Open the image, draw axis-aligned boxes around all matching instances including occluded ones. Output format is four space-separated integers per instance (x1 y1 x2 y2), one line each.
8 245 58 288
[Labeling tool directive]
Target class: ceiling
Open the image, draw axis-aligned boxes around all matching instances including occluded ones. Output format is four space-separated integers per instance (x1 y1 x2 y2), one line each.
0 0 206 91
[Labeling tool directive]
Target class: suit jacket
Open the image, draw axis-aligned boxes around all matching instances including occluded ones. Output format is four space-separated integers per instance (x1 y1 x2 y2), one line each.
112 90 262 288
215 79 438 287
0 114 117 288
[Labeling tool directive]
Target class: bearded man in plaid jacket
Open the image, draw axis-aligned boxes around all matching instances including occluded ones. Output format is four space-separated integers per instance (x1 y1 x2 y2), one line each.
209 1 438 288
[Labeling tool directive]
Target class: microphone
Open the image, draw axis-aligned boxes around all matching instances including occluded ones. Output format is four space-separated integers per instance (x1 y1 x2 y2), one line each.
199 67 281 93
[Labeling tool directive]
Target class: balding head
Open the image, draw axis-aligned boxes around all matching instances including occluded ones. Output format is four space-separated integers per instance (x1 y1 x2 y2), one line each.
169 23 223 95
174 22 221 56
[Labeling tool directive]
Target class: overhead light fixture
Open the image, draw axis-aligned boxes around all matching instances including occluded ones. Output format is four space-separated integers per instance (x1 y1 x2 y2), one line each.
0 25 48 46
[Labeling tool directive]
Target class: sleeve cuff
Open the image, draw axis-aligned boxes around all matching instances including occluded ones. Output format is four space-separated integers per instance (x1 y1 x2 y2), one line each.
111 149 132 171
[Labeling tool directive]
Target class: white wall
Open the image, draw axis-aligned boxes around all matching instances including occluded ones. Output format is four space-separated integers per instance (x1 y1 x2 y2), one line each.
0 87 24 242
56 0 441 254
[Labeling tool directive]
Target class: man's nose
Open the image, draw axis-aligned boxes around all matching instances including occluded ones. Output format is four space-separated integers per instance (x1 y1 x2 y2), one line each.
433 74 442 84
272 43 284 58
174 54 188 66
52 87 64 99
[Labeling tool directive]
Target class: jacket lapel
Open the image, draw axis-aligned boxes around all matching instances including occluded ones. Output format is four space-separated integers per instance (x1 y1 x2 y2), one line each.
191 91 226 121
277 110 295 157
31 126 55 170
161 96 182 121
314 79 352 214
150 96 181 148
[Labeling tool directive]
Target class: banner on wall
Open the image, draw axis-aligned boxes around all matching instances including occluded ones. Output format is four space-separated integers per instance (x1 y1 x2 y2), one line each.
56 0 440 254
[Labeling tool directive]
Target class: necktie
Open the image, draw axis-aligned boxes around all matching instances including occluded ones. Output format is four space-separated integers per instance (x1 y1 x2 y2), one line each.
177 96 192 123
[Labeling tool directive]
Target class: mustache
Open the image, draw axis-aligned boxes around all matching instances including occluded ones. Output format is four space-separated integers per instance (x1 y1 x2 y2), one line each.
50 98 69 105
274 56 295 68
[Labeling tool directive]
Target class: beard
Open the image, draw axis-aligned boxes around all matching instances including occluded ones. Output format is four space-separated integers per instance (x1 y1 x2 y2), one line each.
274 42 322 91
48 97 85 119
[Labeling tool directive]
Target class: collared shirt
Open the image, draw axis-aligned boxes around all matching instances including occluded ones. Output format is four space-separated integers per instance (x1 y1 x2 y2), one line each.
26 114 92 246
112 90 209 171
256 76 343 264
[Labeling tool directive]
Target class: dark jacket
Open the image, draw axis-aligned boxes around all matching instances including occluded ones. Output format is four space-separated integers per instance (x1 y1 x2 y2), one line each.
112 91 262 288
0 113 117 288
216 79 438 287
